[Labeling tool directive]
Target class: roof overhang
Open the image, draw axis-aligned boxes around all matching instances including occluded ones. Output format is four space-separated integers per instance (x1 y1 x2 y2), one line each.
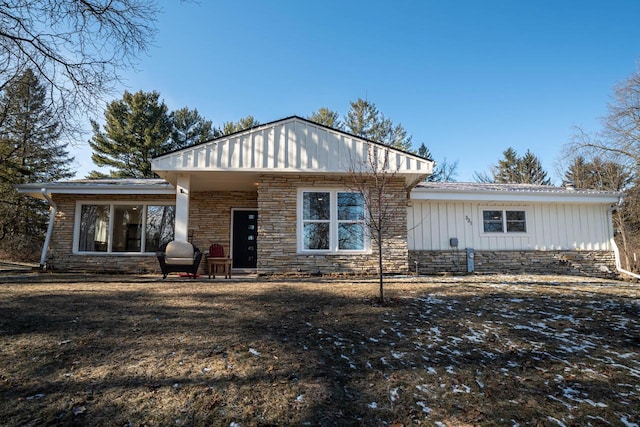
16 179 175 200
152 116 433 191
411 183 622 204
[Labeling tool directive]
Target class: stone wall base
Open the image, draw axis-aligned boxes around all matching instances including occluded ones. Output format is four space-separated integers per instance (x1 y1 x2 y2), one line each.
409 250 619 279
47 255 160 274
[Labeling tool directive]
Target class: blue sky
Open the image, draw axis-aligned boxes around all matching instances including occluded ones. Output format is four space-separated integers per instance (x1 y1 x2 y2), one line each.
73 0 640 183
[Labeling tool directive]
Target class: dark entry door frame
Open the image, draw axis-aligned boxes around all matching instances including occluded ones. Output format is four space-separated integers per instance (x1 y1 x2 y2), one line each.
231 208 258 270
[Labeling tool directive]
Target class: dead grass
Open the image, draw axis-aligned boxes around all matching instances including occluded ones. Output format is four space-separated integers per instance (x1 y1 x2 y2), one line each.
0 273 638 426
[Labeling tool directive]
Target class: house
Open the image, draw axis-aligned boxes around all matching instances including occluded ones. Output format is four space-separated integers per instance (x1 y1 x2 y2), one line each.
16 116 623 278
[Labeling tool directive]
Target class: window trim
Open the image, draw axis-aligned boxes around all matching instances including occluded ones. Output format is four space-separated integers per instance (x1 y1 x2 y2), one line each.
480 207 529 235
73 201 175 255
297 189 370 254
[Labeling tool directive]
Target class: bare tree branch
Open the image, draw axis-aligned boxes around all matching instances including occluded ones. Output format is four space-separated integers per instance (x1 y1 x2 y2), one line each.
0 1 159 139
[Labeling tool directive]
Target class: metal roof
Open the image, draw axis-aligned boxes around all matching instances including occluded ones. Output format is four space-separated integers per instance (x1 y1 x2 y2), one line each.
412 182 622 204
16 179 175 199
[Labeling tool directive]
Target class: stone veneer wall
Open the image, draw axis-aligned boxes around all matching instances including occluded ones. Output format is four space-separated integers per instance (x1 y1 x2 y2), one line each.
47 192 257 274
48 194 175 273
188 191 257 275
256 174 408 275
409 250 618 279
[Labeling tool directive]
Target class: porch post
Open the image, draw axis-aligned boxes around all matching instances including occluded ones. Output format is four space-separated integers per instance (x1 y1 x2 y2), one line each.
175 174 190 241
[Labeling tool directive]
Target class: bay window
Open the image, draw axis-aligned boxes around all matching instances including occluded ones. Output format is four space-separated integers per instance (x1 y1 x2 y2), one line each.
76 202 175 253
300 190 367 253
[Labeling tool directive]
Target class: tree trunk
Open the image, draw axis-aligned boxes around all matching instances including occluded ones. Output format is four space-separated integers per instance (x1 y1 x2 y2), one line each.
378 227 384 304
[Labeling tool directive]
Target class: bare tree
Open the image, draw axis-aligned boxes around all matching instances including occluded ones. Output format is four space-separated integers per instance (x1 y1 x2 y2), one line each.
569 64 640 169
565 63 640 273
0 1 159 138
348 145 408 304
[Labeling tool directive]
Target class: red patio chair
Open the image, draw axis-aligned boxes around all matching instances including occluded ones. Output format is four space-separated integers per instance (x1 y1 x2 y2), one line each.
206 243 232 279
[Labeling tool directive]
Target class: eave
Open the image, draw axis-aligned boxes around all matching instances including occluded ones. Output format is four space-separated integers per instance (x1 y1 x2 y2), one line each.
16 180 175 200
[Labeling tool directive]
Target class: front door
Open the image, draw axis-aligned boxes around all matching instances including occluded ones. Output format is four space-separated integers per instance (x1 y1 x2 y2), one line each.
232 210 258 269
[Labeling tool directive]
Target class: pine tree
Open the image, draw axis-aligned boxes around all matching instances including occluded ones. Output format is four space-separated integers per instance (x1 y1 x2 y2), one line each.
170 107 218 149
488 147 550 184
417 143 433 160
221 116 260 135
564 155 591 188
416 143 458 182
519 150 551 185
344 98 380 138
564 155 630 191
0 69 73 258
494 147 521 183
344 98 412 151
89 90 173 178
308 107 343 130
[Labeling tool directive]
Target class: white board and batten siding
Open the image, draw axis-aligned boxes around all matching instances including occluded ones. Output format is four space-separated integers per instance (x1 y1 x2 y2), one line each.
152 116 432 179
408 184 620 252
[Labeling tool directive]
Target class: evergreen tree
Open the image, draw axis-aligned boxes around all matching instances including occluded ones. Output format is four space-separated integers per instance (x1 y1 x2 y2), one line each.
479 147 551 184
494 147 521 183
308 107 343 130
344 98 412 151
170 107 218 149
417 143 458 182
221 115 260 135
519 150 551 185
564 155 630 191
0 69 73 258
564 155 591 188
344 98 380 138
417 143 433 160
89 90 173 178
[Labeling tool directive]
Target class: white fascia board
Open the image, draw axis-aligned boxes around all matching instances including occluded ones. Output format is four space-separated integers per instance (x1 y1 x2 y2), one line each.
16 182 176 199
410 189 620 204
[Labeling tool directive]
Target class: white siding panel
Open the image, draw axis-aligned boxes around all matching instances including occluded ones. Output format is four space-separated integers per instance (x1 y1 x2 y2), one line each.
220 138 229 168
437 203 448 249
243 132 252 168
408 200 613 251
282 124 292 168
328 132 340 170
311 127 319 169
320 129 329 170
572 205 583 249
152 117 433 175
407 203 417 250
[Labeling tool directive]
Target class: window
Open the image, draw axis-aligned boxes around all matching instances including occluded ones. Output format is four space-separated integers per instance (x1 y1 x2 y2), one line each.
482 209 526 233
76 203 175 253
300 190 367 252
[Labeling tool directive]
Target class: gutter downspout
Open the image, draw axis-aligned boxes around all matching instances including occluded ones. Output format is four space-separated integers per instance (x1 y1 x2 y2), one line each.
609 199 640 280
40 188 57 270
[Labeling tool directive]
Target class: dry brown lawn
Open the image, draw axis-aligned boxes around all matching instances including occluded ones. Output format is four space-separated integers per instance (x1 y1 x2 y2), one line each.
0 273 638 426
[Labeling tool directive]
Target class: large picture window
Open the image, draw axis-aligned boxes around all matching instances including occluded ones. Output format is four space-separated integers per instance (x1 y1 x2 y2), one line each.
300 190 367 253
482 209 527 233
76 203 175 253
